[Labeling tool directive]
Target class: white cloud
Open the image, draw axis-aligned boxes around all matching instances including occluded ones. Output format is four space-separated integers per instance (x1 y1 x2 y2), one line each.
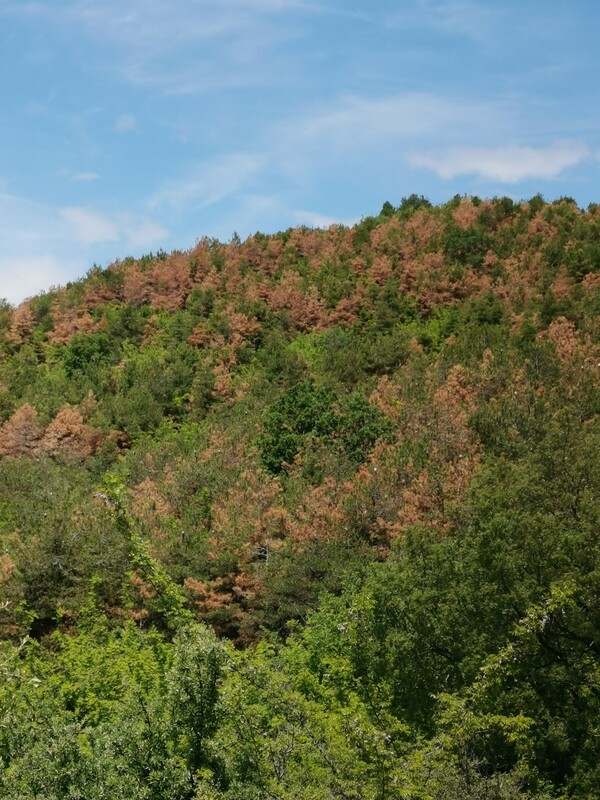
0 193 77 303
115 113 136 133
408 141 590 182
0 255 80 305
61 207 119 244
61 206 168 248
0 190 171 304
150 153 264 210
267 92 510 190
291 209 358 228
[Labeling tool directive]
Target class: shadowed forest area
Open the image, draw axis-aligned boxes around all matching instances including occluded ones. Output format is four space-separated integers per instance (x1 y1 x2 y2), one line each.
1 194 600 798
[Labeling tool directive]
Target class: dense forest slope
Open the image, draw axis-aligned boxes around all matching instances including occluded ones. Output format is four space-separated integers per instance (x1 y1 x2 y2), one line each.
0 195 599 798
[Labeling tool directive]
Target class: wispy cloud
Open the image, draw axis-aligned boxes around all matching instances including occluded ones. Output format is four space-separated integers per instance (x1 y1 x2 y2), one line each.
385 1 502 43
409 141 590 182
291 209 359 228
118 214 168 248
72 171 100 182
0 255 78 305
270 92 510 187
66 0 331 46
61 206 168 247
69 0 260 48
0 193 83 303
58 0 311 94
61 207 119 244
115 114 136 133
150 154 264 211
142 91 515 225
0 190 170 304
434 2 501 42
282 92 506 154
0 193 66 249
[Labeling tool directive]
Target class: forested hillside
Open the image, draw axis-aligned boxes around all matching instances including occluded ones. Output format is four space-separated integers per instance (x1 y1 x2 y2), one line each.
1 194 599 798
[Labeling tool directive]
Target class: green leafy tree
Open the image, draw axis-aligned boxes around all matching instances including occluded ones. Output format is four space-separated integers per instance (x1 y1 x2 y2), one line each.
259 380 337 474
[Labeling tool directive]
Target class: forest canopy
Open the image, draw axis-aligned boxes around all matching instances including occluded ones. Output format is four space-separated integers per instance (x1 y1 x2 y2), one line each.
0 195 599 798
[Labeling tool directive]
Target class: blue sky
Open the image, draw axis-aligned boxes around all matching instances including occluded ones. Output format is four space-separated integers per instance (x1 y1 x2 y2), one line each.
1 0 598 304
